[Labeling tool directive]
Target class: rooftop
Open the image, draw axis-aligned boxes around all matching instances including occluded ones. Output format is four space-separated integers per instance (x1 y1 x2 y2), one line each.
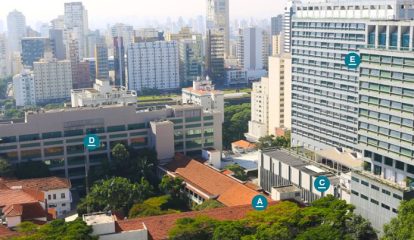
164 155 261 207
232 140 256 149
116 203 279 240
84 212 116 225
0 189 43 207
316 148 363 169
1 177 71 191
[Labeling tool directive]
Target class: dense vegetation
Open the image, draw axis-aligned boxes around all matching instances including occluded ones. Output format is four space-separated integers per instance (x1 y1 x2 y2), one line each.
256 131 291 150
11 219 96 240
223 103 251 149
77 144 188 216
224 164 248 181
169 195 378 240
0 158 51 179
383 199 414 239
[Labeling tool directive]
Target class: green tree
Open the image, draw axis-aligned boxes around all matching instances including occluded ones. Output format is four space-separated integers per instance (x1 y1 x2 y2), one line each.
0 158 14 177
14 161 51 179
223 103 251 149
383 199 414 240
193 199 223 211
257 135 275 150
159 175 184 198
169 216 218 240
77 177 154 215
212 221 251 240
12 219 96 240
224 164 248 181
129 195 180 218
111 143 130 170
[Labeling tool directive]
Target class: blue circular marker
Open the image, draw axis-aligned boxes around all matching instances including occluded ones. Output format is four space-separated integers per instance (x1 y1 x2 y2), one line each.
83 134 100 151
314 176 331 193
345 52 361 69
252 195 268 211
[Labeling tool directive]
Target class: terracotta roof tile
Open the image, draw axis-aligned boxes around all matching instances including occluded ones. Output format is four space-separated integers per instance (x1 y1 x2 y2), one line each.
20 202 47 220
0 225 18 239
2 177 71 191
117 203 277 240
165 155 261 207
3 204 23 217
232 140 256 149
0 189 40 207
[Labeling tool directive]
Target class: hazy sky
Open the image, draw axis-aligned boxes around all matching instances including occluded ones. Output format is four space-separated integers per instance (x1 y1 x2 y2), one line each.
0 0 287 30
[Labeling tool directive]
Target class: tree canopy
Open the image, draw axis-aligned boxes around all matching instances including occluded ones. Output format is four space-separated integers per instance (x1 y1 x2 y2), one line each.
383 199 414 240
77 176 154 215
223 103 251 149
11 219 97 240
224 164 248 181
256 132 290 150
169 195 377 240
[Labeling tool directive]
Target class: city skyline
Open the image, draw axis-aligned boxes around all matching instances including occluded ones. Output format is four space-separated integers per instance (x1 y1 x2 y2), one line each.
0 0 287 30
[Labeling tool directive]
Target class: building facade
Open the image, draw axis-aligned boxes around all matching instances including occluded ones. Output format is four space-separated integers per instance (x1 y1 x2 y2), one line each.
127 41 179 91
113 37 126 87
206 0 230 58
271 15 284 36
0 104 222 188
246 54 292 142
111 23 134 50
13 70 35 107
7 10 26 53
205 31 225 84
95 43 109 81
21 37 51 68
64 2 88 60
237 27 265 71
178 38 203 87
33 56 72 105
290 0 414 151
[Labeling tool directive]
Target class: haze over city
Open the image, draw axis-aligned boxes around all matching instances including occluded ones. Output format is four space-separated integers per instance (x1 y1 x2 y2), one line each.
0 0 287 29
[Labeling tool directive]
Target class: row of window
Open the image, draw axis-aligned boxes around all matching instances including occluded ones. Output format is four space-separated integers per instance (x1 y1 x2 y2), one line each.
360 68 414 83
293 110 357 133
360 81 414 98
359 108 414 128
293 22 365 31
365 151 414 175
359 135 414 158
360 95 414 113
351 189 398 214
359 122 414 143
292 32 365 42
292 75 357 93
292 101 357 125
361 54 414 67
292 128 355 150
352 176 403 200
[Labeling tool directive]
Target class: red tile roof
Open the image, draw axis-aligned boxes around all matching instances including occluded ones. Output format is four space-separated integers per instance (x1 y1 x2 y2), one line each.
0 189 41 207
20 202 47 220
164 155 261 207
3 204 23 217
232 140 256 149
117 203 276 240
2 177 71 191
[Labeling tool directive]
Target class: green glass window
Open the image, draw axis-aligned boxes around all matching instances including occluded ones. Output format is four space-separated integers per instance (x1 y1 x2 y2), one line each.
44 147 64 157
169 119 183 124
186 123 201 128
128 123 146 130
21 143 41 148
44 140 63 146
110 133 128 139
185 116 201 122
107 125 126 132
66 144 85 155
19 134 40 142
130 131 147 137
203 116 213 121
42 131 62 139
86 127 105 134
0 136 17 144
67 156 85 166
64 129 83 137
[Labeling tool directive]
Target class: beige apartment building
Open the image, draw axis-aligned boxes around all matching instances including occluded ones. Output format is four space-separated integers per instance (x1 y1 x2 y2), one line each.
245 53 292 142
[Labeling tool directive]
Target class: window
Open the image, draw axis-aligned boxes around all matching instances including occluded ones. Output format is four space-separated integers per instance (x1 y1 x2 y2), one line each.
382 203 390 210
382 189 391 195
371 185 380 191
370 199 379 205
53 194 56 200
107 125 126 132
361 180 369 187
351 190 359 196
62 203 66 207
48 195 51 200
393 194 402 200
384 157 393 166
351 177 360 183
61 193 65 199
396 161 405 171
361 194 369 200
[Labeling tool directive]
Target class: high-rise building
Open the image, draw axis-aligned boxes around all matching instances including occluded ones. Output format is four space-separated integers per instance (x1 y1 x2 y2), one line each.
282 0 298 53
0 34 8 77
111 23 134 48
178 38 203 87
290 0 414 151
245 54 292 142
134 28 164 43
206 0 230 58
127 41 179 91
64 2 88 60
113 37 126 87
7 10 26 53
33 54 72 104
237 27 266 71
51 16 65 30
49 29 66 60
271 15 283 36
86 30 101 58
95 42 109 81
165 27 202 43
205 30 225 84
21 37 51 68
13 70 35 107
68 38 80 89
272 34 283 56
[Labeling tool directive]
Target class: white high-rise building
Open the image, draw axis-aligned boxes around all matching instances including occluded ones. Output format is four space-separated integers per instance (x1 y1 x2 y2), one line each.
33 54 72 104
0 34 8 77
64 2 88 60
13 70 35 107
127 41 179 91
283 0 299 53
111 23 134 49
7 10 26 53
237 27 266 71
206 0 230 58
245 54 292 142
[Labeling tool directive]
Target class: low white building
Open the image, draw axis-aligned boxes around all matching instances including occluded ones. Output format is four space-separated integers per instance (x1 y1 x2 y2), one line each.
71 79 137 108
182 77 224 122
13 70 35 107
225 68 267 87
2 177 72 216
